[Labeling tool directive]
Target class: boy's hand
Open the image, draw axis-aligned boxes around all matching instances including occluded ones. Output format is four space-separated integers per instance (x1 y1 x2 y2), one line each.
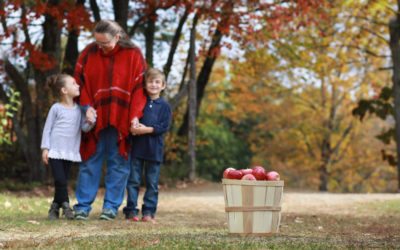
131 124 153 135
130 124 142 135
42 149 49 165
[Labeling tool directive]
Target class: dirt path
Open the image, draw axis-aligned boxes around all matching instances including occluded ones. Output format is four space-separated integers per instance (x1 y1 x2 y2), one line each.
162 184 400 216
1 183 399 247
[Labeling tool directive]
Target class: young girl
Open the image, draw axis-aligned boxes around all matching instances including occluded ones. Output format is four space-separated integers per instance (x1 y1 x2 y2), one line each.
41 74 95 220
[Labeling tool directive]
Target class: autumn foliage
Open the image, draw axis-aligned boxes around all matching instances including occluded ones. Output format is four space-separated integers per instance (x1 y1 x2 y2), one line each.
0 0 398 192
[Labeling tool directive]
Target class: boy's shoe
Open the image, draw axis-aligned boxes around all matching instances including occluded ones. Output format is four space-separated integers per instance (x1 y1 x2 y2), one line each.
125 211 134 219
125 211 139 221
74 210 89 221
142 215 155 223
48 202 60 220
99 209 116 221
61 202 74 220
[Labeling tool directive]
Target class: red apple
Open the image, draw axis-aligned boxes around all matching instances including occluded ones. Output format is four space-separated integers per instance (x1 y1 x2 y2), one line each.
223 167 235 179
252 167 266 180
265 171 280 181
240 168 253 175
241 174 256 180
227 170 243 180
252 165 265 171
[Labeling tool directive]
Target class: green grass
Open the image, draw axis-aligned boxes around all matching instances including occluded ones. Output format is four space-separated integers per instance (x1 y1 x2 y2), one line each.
36 233 345 250
1 192 399 249
365 199 400 214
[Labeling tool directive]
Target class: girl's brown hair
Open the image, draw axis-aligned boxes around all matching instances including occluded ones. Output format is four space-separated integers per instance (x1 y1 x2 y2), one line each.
93 20 136 48
46 74 70 98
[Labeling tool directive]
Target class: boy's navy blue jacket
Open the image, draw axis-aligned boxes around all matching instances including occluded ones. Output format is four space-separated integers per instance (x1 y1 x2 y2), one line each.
131 96 172 163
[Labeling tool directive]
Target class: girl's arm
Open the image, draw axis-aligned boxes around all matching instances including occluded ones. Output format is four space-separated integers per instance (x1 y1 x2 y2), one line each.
74 44 97 123
41 105 57 150
40 105 57 164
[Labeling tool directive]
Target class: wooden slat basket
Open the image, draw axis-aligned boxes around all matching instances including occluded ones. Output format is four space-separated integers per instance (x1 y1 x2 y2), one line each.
222 179 284 236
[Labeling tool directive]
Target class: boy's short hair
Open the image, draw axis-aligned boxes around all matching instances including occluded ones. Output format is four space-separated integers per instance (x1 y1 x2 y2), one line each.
145 68 166 85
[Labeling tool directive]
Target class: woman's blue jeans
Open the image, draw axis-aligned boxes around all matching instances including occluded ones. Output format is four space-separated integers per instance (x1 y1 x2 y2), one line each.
123 157 160 217
74 127 130 215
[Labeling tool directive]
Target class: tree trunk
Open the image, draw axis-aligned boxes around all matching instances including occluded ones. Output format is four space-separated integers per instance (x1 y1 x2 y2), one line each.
318 138 330 191
62 0 85 74
144 17 156 67
63 30 79 75
177 2 233 136
112 0 129 31
164 8 190 78
389 17 400 192
30 0 62 182
177 28 223 136
90 0 101 22
188 14 198 182
4 60 34 165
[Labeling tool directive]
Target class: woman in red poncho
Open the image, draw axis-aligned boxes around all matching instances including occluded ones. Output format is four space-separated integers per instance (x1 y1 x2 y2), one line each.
73 20 147 220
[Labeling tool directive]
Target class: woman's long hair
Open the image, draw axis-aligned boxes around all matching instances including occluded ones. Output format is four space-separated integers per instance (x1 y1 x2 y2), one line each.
93 20 136 48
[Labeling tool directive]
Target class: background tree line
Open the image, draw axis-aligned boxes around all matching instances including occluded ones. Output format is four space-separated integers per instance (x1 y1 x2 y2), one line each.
0 0 399 192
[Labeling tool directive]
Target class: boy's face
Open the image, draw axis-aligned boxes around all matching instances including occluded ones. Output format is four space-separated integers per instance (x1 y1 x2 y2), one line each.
145 76 165 98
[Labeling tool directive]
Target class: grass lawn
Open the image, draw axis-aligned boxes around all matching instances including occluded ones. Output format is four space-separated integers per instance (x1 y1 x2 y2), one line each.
0 183 399 249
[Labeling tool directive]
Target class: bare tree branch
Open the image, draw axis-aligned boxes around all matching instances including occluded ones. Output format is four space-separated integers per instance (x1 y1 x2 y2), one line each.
378 66 394 71
169 84 188 111
360 26 389 44
299 128 316 159
128 15 145 37
128 0 180 37
331 122 353 157
343 44 390 58
0 0 7 32
21 5 31 43
167 41 192 110
343 14 388 27
294 95 320 111
164 7 190 78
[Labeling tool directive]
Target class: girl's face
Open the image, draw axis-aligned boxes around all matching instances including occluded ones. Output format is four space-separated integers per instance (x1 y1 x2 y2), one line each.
94 32 119 53
62 77 80 98
145 76 165 99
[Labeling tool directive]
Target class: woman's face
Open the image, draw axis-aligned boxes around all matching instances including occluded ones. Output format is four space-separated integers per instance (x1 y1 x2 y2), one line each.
94 32 119 53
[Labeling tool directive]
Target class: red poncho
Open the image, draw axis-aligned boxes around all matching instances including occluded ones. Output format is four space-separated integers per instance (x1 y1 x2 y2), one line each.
74 43 147 160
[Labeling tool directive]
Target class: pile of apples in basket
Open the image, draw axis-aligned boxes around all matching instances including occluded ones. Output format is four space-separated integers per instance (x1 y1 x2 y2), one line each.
222 166 280 181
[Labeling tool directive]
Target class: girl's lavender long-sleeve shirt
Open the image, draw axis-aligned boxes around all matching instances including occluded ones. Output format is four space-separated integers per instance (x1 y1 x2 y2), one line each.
41 103 94 162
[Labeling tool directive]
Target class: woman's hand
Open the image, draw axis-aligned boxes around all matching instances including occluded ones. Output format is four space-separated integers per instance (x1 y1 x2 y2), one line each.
131 117 139 128
130 117 140 135
42 149 49 165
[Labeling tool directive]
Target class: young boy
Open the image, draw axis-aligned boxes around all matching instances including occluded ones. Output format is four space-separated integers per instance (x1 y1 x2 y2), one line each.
123 68 172 222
